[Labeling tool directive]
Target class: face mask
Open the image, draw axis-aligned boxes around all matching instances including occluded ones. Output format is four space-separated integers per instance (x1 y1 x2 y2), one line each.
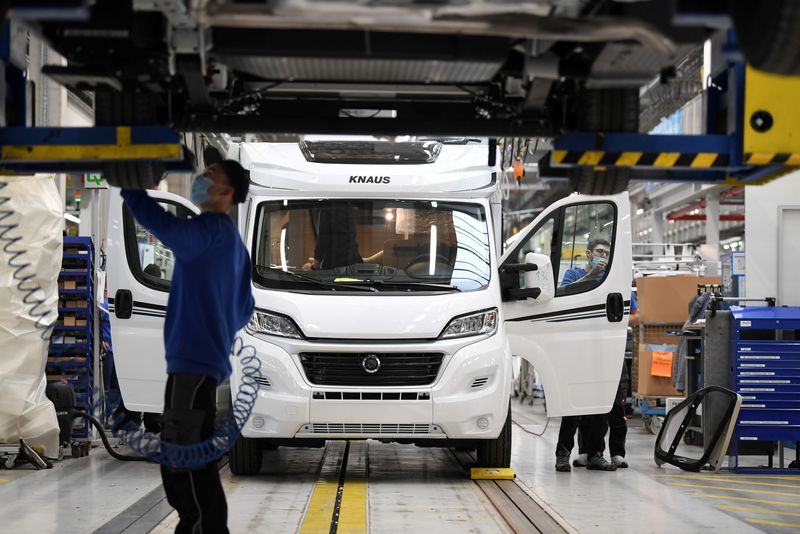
190 174 213 206
591 255 606 267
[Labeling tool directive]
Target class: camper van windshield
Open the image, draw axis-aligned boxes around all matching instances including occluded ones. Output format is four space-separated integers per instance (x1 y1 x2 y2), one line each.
252 199 491 292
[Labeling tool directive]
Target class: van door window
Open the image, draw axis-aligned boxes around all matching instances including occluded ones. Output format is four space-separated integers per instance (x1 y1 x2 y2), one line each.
123 200 193 291
513 216 556 289
556 202 616 296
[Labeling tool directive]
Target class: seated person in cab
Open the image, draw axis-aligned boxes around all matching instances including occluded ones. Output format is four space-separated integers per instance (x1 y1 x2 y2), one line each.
304 205 362 270
561 238 610 286
302 204 383 271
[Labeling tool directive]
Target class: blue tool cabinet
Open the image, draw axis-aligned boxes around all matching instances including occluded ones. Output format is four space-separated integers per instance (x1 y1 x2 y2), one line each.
48 236 94 441
730 306 800 471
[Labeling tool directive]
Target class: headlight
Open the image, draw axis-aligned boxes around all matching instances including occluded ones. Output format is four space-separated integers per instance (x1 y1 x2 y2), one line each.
439 308 498 339
246 309 303 339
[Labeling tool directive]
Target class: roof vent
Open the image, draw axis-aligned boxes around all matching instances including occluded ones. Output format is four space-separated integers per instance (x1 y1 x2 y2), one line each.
299 140 442 164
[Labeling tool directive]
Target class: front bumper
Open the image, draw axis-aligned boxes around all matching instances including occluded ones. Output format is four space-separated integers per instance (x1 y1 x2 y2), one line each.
232 331 511 440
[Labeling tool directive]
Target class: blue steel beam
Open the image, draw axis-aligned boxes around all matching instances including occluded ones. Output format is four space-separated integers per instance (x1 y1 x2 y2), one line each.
551 133 740 171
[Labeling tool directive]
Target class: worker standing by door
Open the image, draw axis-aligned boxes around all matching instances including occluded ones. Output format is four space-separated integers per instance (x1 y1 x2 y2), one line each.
554 238 617 472
120 159 254 533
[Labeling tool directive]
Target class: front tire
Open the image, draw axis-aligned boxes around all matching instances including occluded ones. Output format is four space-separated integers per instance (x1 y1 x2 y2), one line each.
476 405 512 468
229 436 262 475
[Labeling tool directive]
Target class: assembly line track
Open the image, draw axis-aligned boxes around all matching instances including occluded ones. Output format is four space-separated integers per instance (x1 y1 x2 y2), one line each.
450 450 572 534
93 442 571 533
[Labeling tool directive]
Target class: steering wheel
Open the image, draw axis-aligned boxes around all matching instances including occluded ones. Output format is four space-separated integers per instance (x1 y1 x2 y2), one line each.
405 253 453 276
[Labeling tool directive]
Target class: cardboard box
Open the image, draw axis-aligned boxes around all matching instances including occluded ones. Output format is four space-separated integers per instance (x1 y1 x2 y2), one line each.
637 344 683 397
63 316 76 326
62 280 77 290
632 324 683 391
75 319 87 327
635 275 721 324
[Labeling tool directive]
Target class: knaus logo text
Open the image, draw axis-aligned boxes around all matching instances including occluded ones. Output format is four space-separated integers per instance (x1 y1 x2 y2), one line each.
349 175 391 184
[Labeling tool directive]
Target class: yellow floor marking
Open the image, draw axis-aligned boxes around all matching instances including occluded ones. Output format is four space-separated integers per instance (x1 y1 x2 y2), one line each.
693 493 800 507
668 482 800 498
0 478 8 484
747 518 800 529
299 478 340 534
657 474 800 490
661 474 800 481
717 505 800 518
338 477 367 534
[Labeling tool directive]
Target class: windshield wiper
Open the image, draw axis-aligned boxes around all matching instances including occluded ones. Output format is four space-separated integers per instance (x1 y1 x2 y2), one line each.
367 280 462 292
259 268 377 292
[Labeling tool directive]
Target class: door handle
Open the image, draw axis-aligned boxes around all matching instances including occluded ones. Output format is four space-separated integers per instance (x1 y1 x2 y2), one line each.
115 289 133 319
606 293 624 322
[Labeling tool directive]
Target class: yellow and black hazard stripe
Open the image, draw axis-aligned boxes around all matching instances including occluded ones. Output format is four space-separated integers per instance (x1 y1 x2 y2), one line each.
551 150 730 168
743 153 800 165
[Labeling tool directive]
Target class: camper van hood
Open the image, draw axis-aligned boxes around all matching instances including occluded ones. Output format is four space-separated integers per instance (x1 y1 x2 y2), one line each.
253 289 494 340
240 142 497 195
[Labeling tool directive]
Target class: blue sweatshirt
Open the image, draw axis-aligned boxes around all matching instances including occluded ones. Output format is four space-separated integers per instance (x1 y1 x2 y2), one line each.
120 190 255 384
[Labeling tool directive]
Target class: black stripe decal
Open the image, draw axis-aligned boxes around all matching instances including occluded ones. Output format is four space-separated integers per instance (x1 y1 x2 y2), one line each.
131 310 166 318
508 303 606 322
527 309 609 323
547 313 608 323
133 300 168 312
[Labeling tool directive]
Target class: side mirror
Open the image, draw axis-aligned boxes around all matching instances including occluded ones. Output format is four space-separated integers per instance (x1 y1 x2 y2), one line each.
522 252 554 304
501 252 555 303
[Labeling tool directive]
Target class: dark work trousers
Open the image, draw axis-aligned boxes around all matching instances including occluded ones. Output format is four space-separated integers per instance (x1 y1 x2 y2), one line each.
557 414 608 458
160 373 229 534
608 376 628 458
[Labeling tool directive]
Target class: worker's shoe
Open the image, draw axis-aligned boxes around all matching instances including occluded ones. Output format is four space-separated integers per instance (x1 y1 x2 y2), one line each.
611 455 629 468
572 453 588 467
555 455 572 472
586 454 617 471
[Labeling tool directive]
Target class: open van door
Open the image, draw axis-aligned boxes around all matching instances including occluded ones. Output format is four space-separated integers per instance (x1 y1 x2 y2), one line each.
106 189 199 413
499 192 632 417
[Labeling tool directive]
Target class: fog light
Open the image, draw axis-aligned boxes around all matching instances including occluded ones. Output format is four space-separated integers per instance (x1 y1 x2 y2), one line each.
252 416 265 429
477 417 490 430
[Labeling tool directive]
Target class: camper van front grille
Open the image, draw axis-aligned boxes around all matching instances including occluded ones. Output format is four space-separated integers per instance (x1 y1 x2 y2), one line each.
299 353 443 386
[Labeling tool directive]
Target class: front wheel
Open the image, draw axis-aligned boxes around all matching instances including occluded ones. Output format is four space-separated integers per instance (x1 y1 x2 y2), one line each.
229 436 263 475
476 405 512 468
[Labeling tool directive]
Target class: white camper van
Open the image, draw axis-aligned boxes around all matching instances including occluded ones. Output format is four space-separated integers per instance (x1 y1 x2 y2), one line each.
106 140 632 474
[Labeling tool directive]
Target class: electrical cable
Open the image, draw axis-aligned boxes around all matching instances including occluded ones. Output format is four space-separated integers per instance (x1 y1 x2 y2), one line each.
74 409 149 462
512 418 550 438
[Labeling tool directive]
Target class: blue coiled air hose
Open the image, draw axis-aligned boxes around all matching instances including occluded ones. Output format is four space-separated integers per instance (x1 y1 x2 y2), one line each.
109 337 262 469
2 179 263 468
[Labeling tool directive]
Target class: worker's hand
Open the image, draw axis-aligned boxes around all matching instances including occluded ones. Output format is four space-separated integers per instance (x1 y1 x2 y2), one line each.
589 256 608 275
302 258 319 271
102 341 110 352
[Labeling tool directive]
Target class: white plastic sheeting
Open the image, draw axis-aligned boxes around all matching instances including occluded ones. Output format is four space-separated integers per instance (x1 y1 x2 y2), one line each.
0 175 62 456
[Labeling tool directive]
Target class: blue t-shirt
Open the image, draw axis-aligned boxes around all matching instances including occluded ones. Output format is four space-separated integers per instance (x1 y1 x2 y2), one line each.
560 267 586 286
121 190 255 384
631 291 638 311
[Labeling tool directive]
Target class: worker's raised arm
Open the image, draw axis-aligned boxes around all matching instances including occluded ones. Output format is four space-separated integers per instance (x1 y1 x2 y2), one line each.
120 189 214 260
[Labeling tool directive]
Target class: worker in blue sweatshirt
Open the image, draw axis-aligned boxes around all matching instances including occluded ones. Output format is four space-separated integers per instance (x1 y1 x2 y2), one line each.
120 159 254 534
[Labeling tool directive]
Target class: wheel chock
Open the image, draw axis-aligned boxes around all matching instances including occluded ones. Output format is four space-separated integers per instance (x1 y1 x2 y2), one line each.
470 467 516 480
